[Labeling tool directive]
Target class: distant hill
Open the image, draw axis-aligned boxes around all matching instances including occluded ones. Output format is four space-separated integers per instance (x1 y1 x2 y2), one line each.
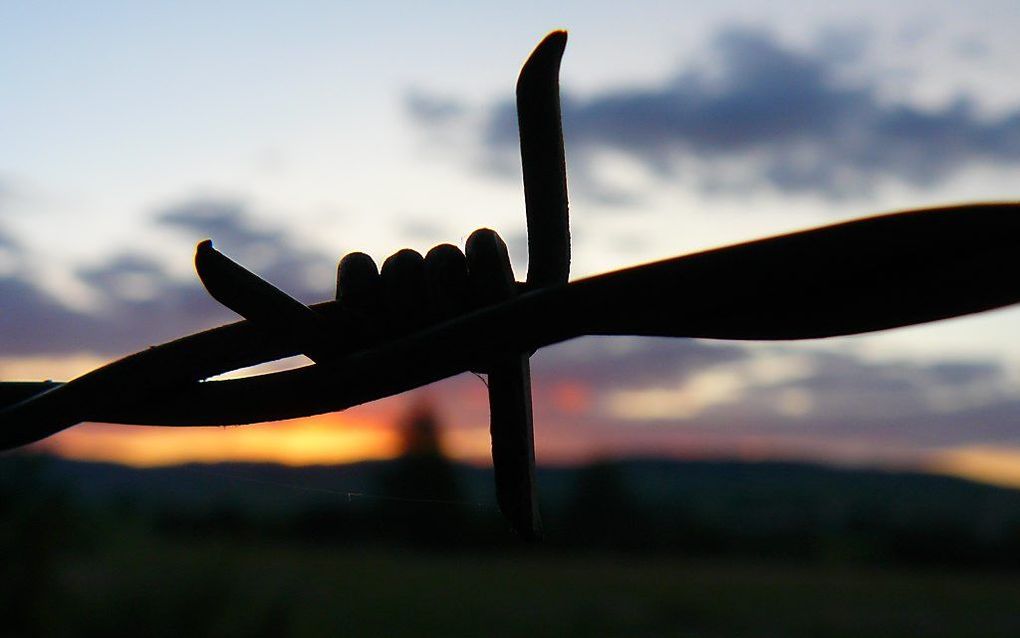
4 454 1020 563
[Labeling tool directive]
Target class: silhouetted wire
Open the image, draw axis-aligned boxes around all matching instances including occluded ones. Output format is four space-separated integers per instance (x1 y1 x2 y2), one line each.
471 371 490 388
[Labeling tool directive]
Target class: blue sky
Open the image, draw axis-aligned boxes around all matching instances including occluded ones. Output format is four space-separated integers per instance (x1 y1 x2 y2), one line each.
4 1 1020 479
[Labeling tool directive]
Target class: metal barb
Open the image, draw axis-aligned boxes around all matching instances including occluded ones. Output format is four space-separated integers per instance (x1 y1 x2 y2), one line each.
518 30 570 290
195 240 337 362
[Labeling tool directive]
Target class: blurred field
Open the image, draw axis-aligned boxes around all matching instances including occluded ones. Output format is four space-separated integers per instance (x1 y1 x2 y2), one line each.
24 536 1020 637
4 451 1020 636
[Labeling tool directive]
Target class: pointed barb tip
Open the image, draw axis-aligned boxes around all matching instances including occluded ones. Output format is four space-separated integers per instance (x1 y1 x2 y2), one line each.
518 31 567 91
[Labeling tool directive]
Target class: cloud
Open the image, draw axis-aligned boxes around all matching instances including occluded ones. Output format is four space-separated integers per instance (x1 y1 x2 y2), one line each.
532 336 745 391
0 183 8 211
596 345 1019 449
395 217 452 243
0 226 20 253
404 90 467 125
0 198 337 357
0 276 109 356
428 334 1020 462
412 27 1020 199
155 198 334 302
74 252 229 353
739 350 1008 423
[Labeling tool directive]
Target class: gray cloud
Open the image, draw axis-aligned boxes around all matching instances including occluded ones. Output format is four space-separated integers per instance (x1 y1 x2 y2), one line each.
0 182 27 266
74 252 229 354
412 28 1020 199
0 198 337 357
428 332 1009 455
743 350 1006 423
0 276 108 356
532 336 745 391
0 227 20 253
432 335 1020 455
395 217 452 243
0 177 10 207
615 346 1018 449
156 199 334 302
404 90 466 125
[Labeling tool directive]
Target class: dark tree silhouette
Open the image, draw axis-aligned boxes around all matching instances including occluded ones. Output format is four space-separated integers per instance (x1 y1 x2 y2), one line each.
372 401 473 546
381 400 463 504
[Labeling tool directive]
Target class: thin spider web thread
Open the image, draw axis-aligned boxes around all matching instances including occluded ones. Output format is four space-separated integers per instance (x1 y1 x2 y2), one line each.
181 465 499 513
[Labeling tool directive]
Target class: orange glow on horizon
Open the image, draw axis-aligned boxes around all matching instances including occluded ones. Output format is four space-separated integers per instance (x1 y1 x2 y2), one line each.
927 446 1020 491
42 411 405 467
11 350 1019 495
32 413 1020 495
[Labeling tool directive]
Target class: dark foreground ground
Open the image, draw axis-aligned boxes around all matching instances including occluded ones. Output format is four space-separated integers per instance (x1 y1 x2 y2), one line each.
4 453 1020 636
13 535 1020 637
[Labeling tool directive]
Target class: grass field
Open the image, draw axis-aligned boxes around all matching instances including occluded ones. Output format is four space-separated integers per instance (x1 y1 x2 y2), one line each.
5 454 1020 636
15 534 1019 637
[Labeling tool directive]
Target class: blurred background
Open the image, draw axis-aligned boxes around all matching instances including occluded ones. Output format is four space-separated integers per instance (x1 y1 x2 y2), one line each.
3 1 1020 635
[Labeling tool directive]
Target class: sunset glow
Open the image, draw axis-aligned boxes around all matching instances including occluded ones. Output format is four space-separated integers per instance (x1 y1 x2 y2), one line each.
929 446 1020 491
11 350 1019 493
41 410 404 468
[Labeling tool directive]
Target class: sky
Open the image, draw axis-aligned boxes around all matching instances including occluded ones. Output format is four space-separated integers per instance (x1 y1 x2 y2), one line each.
4 1 1020 488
